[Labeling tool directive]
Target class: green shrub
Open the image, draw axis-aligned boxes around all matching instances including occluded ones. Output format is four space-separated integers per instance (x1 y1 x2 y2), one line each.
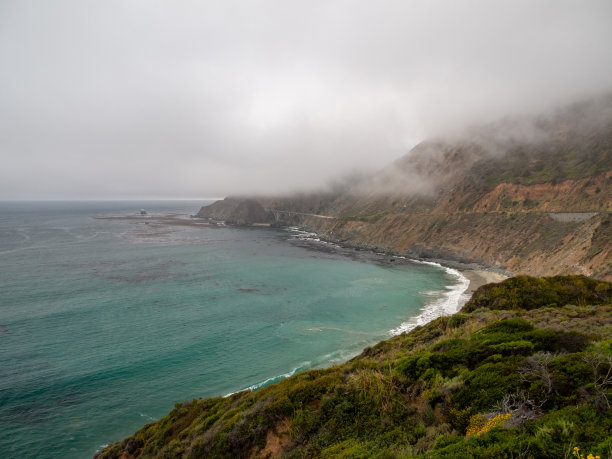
464 275 612 312
287 373 340 405
396 352 455 381
447 313 470 328
480 318 534 334
453 359 522 411
490 340 535 356
549 354 593 397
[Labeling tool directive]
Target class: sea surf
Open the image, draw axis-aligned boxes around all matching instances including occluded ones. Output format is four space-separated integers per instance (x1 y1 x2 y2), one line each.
0 201 467 458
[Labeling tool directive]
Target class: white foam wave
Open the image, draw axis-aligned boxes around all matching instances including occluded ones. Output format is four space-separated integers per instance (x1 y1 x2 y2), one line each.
224 361 311 397
223 345 367 398
286 227 341 247
389 264 470 336
410 259 445 267
315 348 363 366
245 366 303 391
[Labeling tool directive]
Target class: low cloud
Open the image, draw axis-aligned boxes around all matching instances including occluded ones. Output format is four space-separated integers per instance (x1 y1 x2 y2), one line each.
1 1 611 199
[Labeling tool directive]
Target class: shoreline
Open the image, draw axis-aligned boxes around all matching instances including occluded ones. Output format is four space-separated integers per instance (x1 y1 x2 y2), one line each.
283 226 510 302
96 212 511 304
223 264 507 397
460 268 509 296
284 227 510 336
93 211 512 414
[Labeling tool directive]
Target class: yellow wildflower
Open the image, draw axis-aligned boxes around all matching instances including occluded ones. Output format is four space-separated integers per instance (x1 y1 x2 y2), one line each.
465 413 511 438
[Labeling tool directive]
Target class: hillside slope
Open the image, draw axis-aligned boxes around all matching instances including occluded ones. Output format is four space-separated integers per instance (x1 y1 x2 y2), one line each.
96 275 612 458
198 96 612 280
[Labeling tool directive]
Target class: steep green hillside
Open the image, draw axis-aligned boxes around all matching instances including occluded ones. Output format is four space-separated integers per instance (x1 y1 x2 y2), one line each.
97 276 612 458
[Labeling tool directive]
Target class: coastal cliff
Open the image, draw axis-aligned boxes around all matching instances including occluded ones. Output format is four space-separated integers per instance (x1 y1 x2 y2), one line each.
198 96 612 280
98 97 612 458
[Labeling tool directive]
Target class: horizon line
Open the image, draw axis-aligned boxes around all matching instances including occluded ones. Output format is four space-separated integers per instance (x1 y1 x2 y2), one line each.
0 197 225 202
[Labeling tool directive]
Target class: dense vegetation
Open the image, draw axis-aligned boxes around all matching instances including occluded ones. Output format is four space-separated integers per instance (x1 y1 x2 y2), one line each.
463 97 612 194
97 276 612 458
466 135 612 192
463 275 612 312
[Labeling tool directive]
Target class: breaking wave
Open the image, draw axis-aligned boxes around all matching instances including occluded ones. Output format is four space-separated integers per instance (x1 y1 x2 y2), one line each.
389 261 470 335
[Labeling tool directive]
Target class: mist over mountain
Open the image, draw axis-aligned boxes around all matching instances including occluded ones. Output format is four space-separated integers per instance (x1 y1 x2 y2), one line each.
342 94 612 197
1 1 612 199
199 94 612 280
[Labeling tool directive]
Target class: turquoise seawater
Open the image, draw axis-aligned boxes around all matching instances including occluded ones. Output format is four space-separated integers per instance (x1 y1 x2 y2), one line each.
0 201 459 458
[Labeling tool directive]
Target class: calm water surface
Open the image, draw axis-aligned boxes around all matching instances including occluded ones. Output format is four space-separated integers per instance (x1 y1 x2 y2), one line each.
0 201 458 458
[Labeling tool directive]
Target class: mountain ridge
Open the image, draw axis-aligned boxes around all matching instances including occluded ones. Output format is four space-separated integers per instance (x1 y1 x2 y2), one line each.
97 96 612 458
198 96 612 280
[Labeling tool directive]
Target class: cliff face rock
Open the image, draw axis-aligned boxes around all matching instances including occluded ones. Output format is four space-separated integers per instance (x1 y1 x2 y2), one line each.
325 210 611 280
196 96 612 279
468 175 612 213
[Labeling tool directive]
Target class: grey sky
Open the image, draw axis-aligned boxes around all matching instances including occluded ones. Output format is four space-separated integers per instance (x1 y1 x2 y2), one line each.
1 1 611 199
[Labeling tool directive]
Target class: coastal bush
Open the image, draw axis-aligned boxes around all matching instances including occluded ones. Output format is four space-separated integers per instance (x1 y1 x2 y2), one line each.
465 413 511 438
552 331 591 353
263 394 294 420
432 409 604 458
489 339 535 356
463 275 612 312
453 359 523 411
447 406 473 432
96 275 612 459
427 428 528 458
547 353 592 406
479 317 534 334
396 351 453 381
446 312 470 328
290 407 320 442
522 405 612 457
398 317 590 395
286 371 341 406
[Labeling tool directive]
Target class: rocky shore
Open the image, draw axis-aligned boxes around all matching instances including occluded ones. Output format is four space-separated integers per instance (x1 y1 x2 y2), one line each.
97 211 509 307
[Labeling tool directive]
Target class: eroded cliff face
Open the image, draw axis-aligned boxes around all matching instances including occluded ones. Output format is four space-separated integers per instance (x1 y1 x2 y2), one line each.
196 97 612 280
322 210 611 280
468 176 612 213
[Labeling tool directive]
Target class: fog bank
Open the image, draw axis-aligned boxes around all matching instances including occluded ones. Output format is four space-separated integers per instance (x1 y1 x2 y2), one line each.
1 1 611 199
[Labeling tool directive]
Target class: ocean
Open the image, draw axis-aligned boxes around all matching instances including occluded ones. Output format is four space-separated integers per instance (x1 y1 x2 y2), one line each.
0 201 467 458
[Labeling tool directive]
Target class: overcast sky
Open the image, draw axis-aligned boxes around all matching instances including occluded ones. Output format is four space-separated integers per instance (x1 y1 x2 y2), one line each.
1 1 611 200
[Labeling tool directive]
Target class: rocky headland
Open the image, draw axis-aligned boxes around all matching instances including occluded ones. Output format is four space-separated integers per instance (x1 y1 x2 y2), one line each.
198 96 612 281
98 96 612 458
